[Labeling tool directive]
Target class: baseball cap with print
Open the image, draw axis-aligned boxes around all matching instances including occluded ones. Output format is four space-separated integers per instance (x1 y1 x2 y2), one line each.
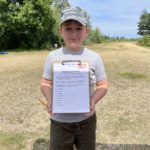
60 6 90 27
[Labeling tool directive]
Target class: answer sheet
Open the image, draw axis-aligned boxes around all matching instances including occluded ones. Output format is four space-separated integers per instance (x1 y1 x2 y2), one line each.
52 61 90 113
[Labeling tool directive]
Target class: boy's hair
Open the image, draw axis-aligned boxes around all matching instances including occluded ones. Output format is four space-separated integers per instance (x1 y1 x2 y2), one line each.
60 7 90 27
61 19 84 28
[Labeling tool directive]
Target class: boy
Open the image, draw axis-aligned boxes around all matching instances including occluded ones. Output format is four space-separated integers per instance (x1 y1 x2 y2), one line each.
40 6 108 150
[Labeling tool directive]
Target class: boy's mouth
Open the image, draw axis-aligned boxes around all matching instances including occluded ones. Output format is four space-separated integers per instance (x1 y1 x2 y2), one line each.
70 39 77 41
70 39 79 43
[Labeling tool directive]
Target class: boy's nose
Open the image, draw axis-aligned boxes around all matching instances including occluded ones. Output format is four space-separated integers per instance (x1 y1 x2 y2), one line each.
71 30 77 36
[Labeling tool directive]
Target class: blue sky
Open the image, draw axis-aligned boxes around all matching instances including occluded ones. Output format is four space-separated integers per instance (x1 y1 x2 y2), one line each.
68 0 150 38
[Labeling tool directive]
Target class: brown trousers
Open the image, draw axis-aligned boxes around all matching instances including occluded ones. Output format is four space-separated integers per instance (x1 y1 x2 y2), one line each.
50 113 96 150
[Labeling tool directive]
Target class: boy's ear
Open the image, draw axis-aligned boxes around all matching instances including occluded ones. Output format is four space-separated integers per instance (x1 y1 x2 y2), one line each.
86 27 90 34
85 27 90 37
58 27 61 35
59 27 62 36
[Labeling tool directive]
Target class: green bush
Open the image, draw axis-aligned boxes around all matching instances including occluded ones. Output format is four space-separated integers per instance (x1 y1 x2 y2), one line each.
138 35 150 47
85 27 105 45
0 0 60 50
120 72 146 79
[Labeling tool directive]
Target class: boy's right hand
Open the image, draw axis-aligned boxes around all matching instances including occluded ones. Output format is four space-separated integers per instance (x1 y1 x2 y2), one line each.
40 78 53 115
47 101 56 115
47 101 52 115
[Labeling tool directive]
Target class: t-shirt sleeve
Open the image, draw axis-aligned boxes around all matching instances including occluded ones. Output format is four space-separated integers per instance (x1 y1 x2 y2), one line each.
42 53 53 80
95 54 107 81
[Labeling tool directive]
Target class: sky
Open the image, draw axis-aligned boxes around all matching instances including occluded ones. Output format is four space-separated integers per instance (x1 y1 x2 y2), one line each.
68 0 150 38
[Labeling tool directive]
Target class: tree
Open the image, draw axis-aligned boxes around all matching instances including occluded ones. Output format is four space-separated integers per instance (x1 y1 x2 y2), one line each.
0 0 60 50
137 9 150 36
51 0 70 11
0 0 17 49
87 27 104 43
50 0 70 46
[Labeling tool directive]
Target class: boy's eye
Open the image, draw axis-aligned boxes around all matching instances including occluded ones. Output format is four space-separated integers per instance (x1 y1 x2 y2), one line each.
65 27 71 31
64 27 84 31
76 27 83 31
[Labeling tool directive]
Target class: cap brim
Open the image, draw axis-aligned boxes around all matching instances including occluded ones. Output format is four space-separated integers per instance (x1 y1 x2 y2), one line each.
61 16 86 26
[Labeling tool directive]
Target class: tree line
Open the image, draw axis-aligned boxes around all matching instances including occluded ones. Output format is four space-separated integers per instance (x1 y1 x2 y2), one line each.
0 0 60 50
0 0 150 50
137 9 150 47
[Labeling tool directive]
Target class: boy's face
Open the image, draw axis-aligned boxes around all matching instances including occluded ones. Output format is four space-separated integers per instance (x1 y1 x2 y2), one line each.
60 20 89 50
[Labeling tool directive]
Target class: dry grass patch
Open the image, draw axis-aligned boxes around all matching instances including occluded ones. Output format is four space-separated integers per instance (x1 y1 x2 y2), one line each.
94 42 150 144
120 72 147 79
0 133 25 150
0 42 150 149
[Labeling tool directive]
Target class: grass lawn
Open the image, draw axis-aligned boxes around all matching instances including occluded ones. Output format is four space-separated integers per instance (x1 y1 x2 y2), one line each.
0 42 150 150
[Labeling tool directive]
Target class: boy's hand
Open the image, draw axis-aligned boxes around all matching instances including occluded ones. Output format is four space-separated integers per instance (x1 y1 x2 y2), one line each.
85 100 95 116
40 79 53 115
46 101 52 114
38 98 53 115
47 101 56 115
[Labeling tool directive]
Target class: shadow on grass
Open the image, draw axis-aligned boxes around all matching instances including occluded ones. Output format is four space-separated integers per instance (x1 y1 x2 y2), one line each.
32 138 150 150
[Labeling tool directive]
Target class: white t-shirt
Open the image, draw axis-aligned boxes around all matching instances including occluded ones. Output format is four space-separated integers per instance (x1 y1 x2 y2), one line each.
42 47 107 122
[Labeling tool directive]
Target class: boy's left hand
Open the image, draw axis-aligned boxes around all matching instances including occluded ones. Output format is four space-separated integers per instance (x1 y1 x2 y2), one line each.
85 100 95 116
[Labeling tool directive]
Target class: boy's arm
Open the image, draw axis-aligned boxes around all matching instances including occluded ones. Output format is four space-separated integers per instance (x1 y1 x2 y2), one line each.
40 79 52 114
86 79 108 116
